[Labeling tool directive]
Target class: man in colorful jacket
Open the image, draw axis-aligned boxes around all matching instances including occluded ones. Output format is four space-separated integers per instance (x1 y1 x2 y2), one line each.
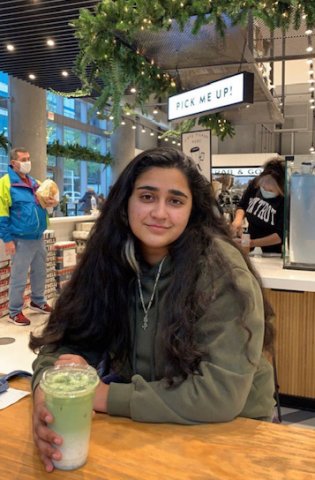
0 147 56 326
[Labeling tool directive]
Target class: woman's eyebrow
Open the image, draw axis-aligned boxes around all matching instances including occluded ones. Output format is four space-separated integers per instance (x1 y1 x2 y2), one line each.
136 185 188 198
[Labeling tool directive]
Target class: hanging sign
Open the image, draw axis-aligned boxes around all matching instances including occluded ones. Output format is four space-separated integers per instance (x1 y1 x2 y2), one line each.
182 130 211 181
168 72 254 121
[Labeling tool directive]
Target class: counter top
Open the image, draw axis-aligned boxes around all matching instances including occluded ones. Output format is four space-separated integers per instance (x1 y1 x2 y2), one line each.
2 377 315 480
49 214 98 224
250 256 315 292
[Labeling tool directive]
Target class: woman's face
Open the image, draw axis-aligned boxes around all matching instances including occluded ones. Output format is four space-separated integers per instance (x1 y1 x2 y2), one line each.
128 167 193 264
259 175 282 195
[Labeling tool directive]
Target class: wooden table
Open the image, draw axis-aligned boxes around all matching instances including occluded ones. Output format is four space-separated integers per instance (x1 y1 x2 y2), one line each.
1 378 315 480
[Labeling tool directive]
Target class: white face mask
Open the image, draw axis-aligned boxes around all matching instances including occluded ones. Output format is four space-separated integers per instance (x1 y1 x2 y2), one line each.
19 161 31 174
260 186 278 199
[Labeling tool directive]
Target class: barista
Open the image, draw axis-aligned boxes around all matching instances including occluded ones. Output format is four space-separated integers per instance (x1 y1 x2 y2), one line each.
231 159 285 254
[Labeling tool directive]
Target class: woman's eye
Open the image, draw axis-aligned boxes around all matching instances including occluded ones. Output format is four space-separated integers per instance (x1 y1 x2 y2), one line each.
169 198 184 206
140 193 154 201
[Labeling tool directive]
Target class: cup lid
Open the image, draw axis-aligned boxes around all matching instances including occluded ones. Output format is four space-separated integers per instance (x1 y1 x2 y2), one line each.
40 364 99 397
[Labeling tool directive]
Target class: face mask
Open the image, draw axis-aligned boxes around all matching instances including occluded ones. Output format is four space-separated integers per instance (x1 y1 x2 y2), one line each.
260 186 278 199
19 161 31 174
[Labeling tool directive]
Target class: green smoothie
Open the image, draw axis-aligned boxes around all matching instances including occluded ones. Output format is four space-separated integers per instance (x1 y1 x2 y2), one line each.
40 364 99 470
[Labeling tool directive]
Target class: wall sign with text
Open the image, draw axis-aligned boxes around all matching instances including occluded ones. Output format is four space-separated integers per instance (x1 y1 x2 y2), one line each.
212 167 263 176
182 130 211 181
168 72 254 121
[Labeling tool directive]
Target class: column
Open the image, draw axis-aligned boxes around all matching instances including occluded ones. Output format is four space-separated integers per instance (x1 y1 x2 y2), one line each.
110 120 135 184
9 77 47 181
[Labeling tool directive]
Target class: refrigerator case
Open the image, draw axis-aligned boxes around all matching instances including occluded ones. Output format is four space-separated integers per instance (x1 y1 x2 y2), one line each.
284 170 315 270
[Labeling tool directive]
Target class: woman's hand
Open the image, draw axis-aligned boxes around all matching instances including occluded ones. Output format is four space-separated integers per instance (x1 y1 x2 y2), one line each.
54 354 109 412
32 386 63 473
54 354 89 367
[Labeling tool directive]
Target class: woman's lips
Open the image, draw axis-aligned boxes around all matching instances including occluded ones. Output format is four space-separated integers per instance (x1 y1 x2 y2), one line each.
146 224 170 233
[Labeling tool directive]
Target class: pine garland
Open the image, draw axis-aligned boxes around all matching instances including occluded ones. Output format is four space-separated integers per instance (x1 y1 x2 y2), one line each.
47 140 113 165
65 0 315 140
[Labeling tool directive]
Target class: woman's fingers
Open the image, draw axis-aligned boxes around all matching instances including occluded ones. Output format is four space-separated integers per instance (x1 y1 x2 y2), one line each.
55 354 88 366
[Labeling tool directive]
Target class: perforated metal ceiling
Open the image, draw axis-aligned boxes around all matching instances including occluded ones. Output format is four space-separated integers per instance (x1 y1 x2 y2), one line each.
0 0 99 92
0 1 312 124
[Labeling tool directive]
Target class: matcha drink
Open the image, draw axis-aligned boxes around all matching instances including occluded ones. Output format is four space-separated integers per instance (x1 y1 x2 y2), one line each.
40 364 99 470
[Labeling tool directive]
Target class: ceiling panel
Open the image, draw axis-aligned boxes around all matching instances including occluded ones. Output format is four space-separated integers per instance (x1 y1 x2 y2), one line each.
0 0 99 92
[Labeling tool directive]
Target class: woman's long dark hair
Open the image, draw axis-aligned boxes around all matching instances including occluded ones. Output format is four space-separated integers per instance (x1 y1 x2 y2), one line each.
30 147 274 382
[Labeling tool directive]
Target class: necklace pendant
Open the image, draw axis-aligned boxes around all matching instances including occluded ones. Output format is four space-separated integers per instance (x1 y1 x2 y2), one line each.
142 314 149 330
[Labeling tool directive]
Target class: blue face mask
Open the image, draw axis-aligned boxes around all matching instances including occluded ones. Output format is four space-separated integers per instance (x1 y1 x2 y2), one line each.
260 186 278 199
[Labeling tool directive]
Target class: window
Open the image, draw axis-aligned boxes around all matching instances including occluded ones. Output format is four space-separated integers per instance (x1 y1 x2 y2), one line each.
47 91 58 113
47 121 58 143
0 71 9 177
64 126 81 144
64 98 81 121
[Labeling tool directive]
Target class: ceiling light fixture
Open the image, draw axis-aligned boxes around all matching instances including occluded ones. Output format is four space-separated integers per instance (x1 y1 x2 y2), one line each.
47 39 55 47
150 130 154 136
131 124 137 130
61 70 69 77
6 44 15 51
141 126 146 133
28 74 36 80
130 87 136 93
121 120 126 126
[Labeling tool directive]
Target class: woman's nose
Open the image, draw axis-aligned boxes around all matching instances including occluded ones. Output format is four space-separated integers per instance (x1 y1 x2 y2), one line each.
151 201 167 218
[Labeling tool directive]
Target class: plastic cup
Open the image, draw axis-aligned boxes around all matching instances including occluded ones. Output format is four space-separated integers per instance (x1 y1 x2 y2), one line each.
40 364 99 470
241 233 251 254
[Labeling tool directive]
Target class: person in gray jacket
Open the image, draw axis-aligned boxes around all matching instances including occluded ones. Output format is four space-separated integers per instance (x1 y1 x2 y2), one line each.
30 147 275 473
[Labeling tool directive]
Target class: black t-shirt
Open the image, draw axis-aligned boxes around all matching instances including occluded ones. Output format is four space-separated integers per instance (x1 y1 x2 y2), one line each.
237 181 284 253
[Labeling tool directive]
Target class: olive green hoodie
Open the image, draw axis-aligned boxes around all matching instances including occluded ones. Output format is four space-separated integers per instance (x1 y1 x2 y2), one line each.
32 239 275 424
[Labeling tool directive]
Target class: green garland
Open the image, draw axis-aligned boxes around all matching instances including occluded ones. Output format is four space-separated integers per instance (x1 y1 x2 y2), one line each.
67 0 315 140
47 140 113 165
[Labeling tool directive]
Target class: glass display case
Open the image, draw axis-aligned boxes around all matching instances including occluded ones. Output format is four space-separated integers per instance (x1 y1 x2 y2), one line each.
283 155 315 270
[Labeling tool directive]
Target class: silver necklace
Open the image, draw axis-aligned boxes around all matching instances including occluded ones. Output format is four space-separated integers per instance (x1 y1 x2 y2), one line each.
137 256 167 330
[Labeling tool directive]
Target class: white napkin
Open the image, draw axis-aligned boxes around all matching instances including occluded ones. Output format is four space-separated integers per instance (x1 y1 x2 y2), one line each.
0 387 30 410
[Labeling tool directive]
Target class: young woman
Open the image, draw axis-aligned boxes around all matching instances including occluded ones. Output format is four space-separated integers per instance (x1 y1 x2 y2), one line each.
231 159 285 254
30 147 275 472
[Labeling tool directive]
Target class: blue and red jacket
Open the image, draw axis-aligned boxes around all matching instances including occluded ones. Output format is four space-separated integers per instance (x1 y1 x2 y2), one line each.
0 166 48 243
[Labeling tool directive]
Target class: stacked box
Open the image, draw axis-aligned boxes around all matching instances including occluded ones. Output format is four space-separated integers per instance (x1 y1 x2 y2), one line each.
0 259 10 317
54 241 77 292
0 232 58 317
72 221 95 261
44 230 57 300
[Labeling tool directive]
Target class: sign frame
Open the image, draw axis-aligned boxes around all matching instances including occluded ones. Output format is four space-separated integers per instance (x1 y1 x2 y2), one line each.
168 72 254 122
181 129 212 182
